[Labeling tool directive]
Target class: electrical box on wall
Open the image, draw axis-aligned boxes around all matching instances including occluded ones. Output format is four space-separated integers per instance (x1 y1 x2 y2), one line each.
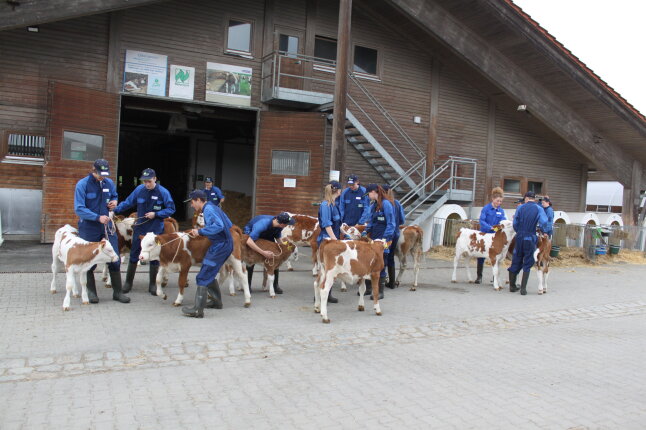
413 116 421 124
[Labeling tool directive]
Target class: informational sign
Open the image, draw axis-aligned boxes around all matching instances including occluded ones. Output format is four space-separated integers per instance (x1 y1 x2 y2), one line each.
329 170 340 181
283 178 296 188
169 65 195 100
205 62 252 106
123 50 168 97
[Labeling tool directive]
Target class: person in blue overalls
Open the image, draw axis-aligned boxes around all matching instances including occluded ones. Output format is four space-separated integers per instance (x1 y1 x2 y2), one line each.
115 168 176 296
203 177 225 206
74 159 130 305
243 212 295 294
381 184 406 289
540 196 554 238
316 180 343 303
361 184 397 300
475 187 506 284
340 174 370 226
182 190 233 318
508 191 548 295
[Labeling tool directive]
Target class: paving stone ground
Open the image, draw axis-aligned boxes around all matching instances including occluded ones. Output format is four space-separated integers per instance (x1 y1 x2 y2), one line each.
1 242 645 429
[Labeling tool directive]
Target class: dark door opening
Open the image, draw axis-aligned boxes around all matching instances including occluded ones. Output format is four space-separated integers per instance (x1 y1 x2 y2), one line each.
117 96 256 225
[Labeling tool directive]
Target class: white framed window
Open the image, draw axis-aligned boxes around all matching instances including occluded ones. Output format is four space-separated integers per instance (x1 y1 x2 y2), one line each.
63 131 103 161
226 19 253 57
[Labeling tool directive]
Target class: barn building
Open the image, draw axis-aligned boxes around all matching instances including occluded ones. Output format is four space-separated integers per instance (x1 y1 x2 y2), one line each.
1 0 644 242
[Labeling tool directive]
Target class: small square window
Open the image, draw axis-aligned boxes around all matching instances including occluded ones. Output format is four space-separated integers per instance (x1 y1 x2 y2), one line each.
227 20 252 54
63 131 103 161
271 150 309 176
314 36 337 63
528 181 543 194
503 179 521 194
353 46 378 75
279 34 299 54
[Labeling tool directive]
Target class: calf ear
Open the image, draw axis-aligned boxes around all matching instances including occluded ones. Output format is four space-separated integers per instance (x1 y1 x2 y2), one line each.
99 239 106 250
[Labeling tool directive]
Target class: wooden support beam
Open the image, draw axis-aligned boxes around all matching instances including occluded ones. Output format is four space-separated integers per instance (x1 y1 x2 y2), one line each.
426 57 440 183
330 0 352 176
106 11 123 94
0 0 168 31
387 0 636 187
579 164 588 212
485 99 496 205
261 0 275 58
303 0 318 92
622 160 643 226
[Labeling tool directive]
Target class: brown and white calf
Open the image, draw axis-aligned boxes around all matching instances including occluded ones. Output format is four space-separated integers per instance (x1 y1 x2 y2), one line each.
534 233 552 295
395 225 424 291
50 225 119 311
139 227 251 307
280 214 320 275
451 220 515 290
314 239 388 323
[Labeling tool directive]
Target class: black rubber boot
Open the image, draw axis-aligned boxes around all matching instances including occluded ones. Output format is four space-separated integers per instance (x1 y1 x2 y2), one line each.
509 271 519 292
371 277 385 300
387 264 397 289
148 265 159 296
122 262 137 294
273 269 283 294
205 280 223 309
358 279 372 296
246 265 254 293
520 271 530 296
475 260 484 284
109 271 130 303
327 288 338 303
182 286 207 318
86 270 99 304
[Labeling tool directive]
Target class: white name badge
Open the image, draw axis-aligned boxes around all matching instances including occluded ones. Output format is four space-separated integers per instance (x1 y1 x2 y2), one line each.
356 196 361 200
151 196 158 200
103 188 109 192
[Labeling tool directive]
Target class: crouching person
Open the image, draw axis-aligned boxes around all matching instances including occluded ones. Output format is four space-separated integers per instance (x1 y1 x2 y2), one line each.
182 190 233 318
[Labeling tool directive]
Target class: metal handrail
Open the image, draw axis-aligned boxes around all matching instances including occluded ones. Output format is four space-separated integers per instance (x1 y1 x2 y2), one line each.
390 158 426 190
400 160 451 207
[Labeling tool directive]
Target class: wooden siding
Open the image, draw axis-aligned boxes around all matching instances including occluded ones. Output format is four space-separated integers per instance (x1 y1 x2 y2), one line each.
42 83 120 242
255 112 326 217
0 162 42 189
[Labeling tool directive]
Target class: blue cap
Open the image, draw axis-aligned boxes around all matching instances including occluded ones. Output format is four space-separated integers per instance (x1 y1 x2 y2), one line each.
276 212 295 225
524 191 536 199
140 168 156 180
347 174 359 184
381 184 391 191
204 177 214 183
329 180 341 190
364 183 379 195
185 189 206 202
93 159 110 176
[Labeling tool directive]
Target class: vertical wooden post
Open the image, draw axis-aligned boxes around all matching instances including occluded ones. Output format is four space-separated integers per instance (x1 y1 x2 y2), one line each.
427 57 440 188
579 164 588 212
304 0 318 92
485 99 496 205
106 11 123 94
622 160 642 226
262 0 275 57
330 0 352 175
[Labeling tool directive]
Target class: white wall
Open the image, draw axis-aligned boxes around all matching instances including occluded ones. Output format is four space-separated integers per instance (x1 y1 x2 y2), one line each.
586 181 623 206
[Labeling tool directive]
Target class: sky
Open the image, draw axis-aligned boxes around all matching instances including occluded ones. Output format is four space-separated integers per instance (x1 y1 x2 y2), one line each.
512 0 646 116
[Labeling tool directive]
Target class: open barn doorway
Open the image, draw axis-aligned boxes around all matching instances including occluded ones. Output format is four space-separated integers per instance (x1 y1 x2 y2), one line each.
117 96 256 226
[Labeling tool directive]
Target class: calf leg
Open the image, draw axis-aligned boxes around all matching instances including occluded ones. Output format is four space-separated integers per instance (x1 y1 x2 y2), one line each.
230 259 250 307
371 273 382 316
63 270 75 310
102 264 112 288
50 258 60 294
537 269 544 294
451 254 460 283
465 257 474 283
156 267 168 300
319 273 334 323
340 281 347 292
396 253 407 287
266 270 276 298
78 270 90 305
491 259 501 290
313 273 322 314
412 249 421 291
285 260 293 271
174 268 188 306
357 280 366 311
543 269 549 293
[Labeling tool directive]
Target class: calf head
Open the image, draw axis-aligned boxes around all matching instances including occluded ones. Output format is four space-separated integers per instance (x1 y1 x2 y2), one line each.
139 233 162 262
192 210 205 228
97 239 119 263
115 216 135 241
342 223 362 240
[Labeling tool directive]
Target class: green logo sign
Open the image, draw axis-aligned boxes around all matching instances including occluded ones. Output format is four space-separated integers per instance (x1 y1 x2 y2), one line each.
175 68 190 85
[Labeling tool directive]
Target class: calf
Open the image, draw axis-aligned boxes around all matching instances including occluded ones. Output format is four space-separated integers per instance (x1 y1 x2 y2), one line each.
395 225 424 291
534 233 552 295
50 225 119 310
451 220 515 290
280 214 320 275
314 239 387 323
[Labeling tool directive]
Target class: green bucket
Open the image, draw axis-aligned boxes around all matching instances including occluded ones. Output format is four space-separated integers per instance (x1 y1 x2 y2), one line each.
609 245 620 255
550 245 560 258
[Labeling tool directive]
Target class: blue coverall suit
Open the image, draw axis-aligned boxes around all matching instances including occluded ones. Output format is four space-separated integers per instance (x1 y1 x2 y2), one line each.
74 173 120 271
115 184 176 265
385 199 405 268
203 186 225 206
477 203 507 265
243 215 284 289
195 202 234 286
543 205 554 237
366 199 397 278
317 200 342 244
340 186 371 226
509 202 549 274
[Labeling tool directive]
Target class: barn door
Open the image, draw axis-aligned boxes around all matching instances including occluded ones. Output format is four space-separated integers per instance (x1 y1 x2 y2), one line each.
274 27 305 91
255 111 326 217
42 82 120 242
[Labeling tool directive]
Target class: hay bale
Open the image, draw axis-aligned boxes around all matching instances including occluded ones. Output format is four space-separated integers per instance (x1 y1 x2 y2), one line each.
221 190 252 228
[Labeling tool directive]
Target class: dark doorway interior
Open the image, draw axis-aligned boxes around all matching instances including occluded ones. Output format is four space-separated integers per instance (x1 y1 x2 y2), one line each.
117 96 256 224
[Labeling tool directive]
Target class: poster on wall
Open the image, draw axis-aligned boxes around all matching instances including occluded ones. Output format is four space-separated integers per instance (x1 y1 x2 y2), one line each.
122 50 168 97
205 62 252 106
169 65 195 100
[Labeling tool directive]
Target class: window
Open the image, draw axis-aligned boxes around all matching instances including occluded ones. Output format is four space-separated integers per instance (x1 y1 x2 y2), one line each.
527 181 543 194
279 34 299 55
5 133 45 158
353 45 378 75
63 131 103 161
503 178 521 194
314 36 337 64
271 150 309 176
227 19 252 55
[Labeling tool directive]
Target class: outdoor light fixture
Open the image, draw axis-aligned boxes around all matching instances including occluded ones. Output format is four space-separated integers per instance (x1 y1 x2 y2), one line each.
27 26 39 33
